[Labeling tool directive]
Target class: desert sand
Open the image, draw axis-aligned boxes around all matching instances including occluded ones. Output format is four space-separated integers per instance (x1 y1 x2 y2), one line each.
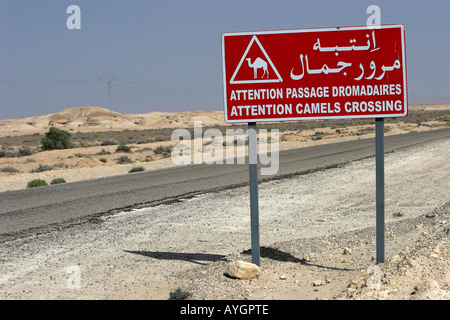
0 106 226 137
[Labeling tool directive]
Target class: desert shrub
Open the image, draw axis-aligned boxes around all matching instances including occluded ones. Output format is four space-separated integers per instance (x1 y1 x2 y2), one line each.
100 140 117 146
0 150 17 158
18 148 33 156
154 145 173 156
30 164 54 173
74 153 86 158
41 127 74 150
311 132 324 141
116 155 133 164
128 166 145 173
0 166 20 173
0 148 33 158
96 149 111 155
27 179 48 188
168 288 192 300
53 162 65 168
99 158 107 163
0 150 9 157
50 178 66 185
116 144 132 153
153 145 165 154
137 140 152 144
142 155 153 162
77 141 90 148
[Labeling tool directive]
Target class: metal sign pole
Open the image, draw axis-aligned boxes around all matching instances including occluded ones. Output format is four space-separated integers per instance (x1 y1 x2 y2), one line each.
248 122 260 266
375 118 385 263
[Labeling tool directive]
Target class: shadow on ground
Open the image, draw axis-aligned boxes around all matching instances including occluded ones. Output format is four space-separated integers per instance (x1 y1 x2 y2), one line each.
124 250 227 265
241 246 355 271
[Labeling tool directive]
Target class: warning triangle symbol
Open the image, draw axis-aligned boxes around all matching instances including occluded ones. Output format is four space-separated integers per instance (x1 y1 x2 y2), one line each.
230 36 283 84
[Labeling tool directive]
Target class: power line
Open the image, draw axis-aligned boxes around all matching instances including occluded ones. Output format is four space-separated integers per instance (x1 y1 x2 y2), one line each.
116 79 219 94
99 74 118 141
0 79 98 86
0 78 219 94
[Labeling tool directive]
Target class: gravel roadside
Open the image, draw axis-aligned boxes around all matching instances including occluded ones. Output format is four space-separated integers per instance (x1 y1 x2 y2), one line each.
0 137 449 300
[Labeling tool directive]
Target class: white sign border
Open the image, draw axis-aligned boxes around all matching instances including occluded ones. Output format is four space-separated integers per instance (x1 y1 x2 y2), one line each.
222 24 407 123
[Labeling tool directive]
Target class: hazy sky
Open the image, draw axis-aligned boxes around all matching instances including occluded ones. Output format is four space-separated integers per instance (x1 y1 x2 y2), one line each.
0 0 449 119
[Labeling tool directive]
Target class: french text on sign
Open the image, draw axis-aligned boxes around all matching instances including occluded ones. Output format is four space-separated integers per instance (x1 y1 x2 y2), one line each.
222 25 407 123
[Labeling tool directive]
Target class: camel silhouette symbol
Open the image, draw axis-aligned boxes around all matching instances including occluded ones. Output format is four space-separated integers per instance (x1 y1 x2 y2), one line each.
246 57 269 79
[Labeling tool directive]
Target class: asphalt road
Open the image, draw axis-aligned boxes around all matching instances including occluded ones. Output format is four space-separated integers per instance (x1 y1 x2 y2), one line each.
1 128 449 238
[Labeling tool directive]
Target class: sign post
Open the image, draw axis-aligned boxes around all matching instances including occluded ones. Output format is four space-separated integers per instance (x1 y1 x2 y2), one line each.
375 118 385 263
222 25 407 265
248 122 260 266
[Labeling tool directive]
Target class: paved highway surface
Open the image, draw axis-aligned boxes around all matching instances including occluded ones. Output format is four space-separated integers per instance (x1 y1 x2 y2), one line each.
1 128 449 239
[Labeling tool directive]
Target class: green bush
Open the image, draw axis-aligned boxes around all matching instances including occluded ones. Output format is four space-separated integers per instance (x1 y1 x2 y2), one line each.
50 178 66 185
41 127 74 150
168 288 192 300
27 179 48 188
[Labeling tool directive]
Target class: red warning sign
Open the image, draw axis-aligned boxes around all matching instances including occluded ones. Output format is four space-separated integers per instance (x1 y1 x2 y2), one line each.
222 25 407 123
230 36 282 84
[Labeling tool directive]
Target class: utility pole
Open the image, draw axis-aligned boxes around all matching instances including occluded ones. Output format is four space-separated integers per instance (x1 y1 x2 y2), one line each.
99 74 118 141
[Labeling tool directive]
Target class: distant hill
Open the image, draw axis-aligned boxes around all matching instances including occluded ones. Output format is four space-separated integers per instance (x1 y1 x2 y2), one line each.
0 106 227 136
1 104 448 137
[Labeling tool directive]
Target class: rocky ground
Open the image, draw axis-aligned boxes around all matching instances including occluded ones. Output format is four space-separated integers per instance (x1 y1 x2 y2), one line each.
183 202 449 300
0 137 448 300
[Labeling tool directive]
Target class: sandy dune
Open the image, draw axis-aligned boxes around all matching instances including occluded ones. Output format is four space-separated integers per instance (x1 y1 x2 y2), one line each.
0 106 226 137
